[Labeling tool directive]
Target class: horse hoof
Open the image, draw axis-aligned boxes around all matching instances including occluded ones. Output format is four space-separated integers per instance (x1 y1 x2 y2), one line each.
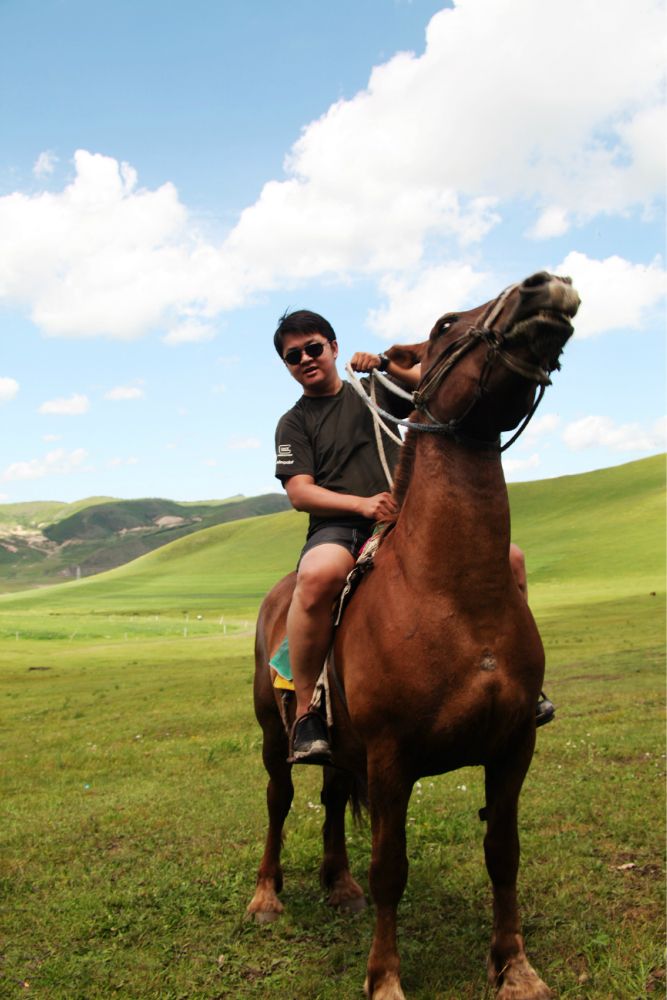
325 872 366 912
337 893 367 914
246 880 284 924
364 973 406 1000
490 955 552 1000
251 909 282 925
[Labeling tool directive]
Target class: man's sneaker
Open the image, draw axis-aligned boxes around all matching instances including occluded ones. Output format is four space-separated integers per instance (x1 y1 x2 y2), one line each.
289 711 332 765
536 692 556 728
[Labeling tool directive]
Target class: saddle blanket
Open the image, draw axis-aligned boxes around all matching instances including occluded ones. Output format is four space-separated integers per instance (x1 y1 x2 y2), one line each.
269 637 294 690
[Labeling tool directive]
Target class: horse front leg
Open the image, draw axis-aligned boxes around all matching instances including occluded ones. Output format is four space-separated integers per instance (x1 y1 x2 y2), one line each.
364 751 412 1000
246 713 294 923
319 766 366 912
484 731 551 1000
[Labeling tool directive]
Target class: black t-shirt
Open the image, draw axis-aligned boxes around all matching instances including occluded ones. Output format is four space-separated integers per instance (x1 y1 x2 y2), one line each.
275 380 409 537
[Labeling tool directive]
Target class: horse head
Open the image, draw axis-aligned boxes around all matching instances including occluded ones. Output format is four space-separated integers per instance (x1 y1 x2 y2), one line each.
388 272 580 447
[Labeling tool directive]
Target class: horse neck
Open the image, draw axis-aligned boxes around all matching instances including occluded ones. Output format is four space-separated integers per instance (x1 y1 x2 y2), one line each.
394 434 511 591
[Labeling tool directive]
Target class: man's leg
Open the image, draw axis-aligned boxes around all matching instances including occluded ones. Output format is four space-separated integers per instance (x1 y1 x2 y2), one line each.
510 543 555 727
509 542 527 599
287 542 356 762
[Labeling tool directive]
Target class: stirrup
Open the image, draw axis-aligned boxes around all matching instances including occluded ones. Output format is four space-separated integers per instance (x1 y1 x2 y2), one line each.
288 710 332 765
536 692 555 728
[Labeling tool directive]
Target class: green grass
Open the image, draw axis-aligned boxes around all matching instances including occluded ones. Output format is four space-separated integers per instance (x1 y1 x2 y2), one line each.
1 597 663 999
0 508 308 625
0 456 664 998
511 454 665 607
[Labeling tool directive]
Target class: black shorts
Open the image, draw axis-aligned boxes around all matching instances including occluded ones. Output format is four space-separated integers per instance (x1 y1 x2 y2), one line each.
297 523 373 568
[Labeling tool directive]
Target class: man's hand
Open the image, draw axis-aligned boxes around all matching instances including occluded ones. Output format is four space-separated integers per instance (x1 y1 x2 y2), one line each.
350 350 421 389
358 492 397 521
285 476 397 521
349 351 382 373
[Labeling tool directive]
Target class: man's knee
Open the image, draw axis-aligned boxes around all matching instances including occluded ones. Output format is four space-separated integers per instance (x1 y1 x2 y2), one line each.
510 543 527 597
294 546 354 613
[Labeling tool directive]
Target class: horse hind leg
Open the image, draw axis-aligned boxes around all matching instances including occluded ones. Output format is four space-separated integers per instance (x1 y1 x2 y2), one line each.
483 733 552 1000
319 766 366 913
246 713 294 923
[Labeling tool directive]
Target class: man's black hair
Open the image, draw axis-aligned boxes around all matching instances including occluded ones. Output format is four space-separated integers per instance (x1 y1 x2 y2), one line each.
273 309 336 357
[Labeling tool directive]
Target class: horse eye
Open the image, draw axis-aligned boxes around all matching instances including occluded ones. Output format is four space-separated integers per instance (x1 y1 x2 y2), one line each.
438 314 458 335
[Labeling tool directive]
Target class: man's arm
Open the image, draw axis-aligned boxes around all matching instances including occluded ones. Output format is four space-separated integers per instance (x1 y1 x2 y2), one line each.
349 352 421 388
284 474 396 522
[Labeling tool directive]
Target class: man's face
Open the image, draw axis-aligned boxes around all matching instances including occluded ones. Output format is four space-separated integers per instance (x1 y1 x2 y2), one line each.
281 331 340 396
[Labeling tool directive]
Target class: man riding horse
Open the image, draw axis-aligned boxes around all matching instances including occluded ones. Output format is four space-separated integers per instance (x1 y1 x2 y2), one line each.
273 308 554 765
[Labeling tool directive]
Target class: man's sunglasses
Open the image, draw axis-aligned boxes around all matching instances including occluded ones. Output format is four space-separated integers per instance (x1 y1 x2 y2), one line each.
283 341 327 366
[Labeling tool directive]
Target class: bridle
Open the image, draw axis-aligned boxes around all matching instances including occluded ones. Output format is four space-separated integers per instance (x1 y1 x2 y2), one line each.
409 281 563 452
345 280 571 478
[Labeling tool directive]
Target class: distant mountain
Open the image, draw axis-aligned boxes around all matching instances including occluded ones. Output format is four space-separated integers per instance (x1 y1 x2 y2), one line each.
0 493 291 593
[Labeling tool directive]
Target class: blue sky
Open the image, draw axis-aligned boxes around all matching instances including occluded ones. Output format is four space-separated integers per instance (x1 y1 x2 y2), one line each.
0 0 664 504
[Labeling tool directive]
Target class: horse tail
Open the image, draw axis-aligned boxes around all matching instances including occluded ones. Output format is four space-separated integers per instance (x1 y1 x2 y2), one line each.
348 772 368 825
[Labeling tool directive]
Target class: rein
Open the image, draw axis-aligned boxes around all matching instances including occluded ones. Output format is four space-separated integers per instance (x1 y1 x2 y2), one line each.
347 282 558 455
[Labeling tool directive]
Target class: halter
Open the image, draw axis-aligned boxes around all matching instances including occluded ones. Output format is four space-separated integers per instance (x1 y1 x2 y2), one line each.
411 281 558 451
347 281 563 459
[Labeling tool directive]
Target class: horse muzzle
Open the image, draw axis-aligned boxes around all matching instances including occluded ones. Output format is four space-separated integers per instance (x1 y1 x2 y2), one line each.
518 272 581 323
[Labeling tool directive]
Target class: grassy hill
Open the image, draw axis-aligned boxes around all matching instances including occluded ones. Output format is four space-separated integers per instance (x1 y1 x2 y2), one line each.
509 453 665 606
0 496 118 529
0 455 662 632
0 493 291 593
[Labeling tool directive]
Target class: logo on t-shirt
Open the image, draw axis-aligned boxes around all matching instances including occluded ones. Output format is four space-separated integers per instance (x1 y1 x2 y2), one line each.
276 443 294 465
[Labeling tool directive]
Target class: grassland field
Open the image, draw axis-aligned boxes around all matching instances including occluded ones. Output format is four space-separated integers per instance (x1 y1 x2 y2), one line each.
0 456 664 999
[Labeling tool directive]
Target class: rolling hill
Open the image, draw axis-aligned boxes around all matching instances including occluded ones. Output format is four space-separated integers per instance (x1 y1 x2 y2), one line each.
0 455 663 622
0 493 291 593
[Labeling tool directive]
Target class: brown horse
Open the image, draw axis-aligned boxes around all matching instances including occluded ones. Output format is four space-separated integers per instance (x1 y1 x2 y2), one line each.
248 272 580 999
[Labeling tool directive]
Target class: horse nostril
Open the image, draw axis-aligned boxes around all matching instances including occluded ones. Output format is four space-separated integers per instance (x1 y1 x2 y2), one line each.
522 272 551 289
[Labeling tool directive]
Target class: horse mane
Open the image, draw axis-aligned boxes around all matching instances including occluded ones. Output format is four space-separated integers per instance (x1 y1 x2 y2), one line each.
390 426 418 515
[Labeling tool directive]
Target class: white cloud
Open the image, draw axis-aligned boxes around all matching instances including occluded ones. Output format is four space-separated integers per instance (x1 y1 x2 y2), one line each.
0 150 239 340
163 319 215 345
42 434 61 442
3 448 89 481
107 456 139 467
502 453 541 476
653 416 667 445
104 385 144 401
563 415 667 452
227 437 261 451
203 458 218 467
555 252 667 338
227 0 664 280
33 151 57 177
0 377 19 403
0 2 663 339
527 207 570 240
38 393 90 415
515 414 561 447
367 263 488 342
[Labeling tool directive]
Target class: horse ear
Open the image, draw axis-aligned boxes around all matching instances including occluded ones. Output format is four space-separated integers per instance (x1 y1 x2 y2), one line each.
386 341 428 369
